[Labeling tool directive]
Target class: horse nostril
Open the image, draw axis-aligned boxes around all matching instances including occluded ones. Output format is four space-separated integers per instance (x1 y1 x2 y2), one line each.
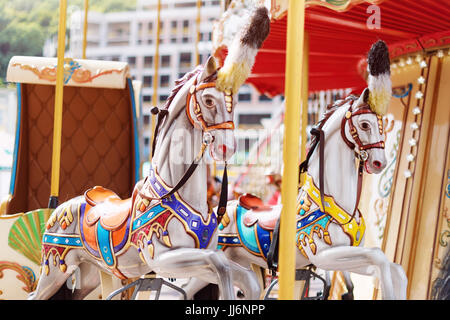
373 160 382 169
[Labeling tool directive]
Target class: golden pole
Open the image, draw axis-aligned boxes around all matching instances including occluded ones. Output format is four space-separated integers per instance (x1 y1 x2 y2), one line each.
82 0 89 59
195 0 201 66
299 31 309 186
278 0 305 300
49 0 68 208
149 0 162 162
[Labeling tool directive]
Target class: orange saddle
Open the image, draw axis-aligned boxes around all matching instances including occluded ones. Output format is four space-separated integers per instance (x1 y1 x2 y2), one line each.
84 186 132 231
239 194 281 231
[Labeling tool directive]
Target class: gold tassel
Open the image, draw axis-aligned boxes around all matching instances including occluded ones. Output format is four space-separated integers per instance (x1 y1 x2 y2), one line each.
162 233 172 248
147 243 154 259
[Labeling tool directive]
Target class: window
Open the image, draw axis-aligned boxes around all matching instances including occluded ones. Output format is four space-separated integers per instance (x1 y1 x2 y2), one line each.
258 94 272 102
144 56 153 68
238 93 251 102
170 37 177 43
171 21 178 34
143 95 152 103
182 37 189 43
180 52 191 67
143 114 150 125
161 55 171 67
144 137 150 145
127 56 136 67
160 75 170 87
238 113 271 126
160 95 168 103
143 75 152 87
148 22 153 33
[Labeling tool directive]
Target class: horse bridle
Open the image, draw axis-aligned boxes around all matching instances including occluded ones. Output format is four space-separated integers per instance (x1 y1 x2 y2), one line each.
185 74 235 132
300 97 385 226
143 73 235 222
341 103 385 162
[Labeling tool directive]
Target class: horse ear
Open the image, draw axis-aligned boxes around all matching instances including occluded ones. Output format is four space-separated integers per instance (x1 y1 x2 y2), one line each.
198 56 218 82
363 88 370 103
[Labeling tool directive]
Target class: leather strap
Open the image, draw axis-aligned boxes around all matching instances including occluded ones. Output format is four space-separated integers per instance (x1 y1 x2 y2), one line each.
151 108 169 158
186 75 235 131
267 217 281 272
216 163 228 223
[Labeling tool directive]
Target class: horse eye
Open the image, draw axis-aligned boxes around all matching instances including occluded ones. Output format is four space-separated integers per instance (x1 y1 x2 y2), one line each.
204 97 215 108
360 122 370 130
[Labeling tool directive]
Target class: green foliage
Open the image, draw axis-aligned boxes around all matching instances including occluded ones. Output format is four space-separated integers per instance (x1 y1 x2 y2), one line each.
0 0 137 84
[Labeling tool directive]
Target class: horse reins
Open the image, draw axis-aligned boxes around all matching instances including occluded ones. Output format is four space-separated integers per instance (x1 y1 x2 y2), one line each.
299 98 385 226
142 73 235 223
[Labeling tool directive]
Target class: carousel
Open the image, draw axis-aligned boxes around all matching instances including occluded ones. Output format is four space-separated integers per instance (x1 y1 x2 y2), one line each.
0 0 448 300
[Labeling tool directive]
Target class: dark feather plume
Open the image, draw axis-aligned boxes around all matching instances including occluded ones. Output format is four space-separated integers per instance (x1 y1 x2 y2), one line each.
367 40 390 76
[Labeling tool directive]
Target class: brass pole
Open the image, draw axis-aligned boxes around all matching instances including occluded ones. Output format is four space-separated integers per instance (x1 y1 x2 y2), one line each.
150 0 162 162
299 31 309 186
195 0 201 66
49 0 68 208
278 0 305 300
82 0 89 59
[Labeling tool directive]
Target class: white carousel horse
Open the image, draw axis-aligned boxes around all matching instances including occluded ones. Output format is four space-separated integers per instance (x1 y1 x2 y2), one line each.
184 40 408 300
28 7 270 300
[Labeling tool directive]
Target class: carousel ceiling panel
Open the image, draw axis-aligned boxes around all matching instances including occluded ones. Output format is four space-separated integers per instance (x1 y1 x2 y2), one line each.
214 0 450 96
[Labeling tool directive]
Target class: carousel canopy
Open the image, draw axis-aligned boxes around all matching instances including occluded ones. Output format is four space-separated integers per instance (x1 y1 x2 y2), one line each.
213 0 450 96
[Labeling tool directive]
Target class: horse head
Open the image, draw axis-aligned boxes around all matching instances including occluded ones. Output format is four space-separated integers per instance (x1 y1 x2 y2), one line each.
341 40 391 174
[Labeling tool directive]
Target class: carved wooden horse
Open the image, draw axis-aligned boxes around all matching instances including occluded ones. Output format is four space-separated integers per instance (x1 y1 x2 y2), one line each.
184 41 408 300
28 7 270 300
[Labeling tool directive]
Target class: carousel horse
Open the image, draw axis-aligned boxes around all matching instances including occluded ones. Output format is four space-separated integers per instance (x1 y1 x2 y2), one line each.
28 7 270 300
184 40 408 300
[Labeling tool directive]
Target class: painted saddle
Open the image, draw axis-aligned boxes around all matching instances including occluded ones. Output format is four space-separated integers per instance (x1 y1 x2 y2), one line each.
218 174 366 261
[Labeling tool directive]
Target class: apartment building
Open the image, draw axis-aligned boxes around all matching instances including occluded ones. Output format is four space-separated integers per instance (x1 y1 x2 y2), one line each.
68 0 282 160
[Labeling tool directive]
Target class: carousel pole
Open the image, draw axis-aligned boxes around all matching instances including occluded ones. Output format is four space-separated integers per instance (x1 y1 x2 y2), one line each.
82 0 89 59
48 0 68 209
149 0 162 162
278 0 305 300
195 0 201 66
299 31 309 186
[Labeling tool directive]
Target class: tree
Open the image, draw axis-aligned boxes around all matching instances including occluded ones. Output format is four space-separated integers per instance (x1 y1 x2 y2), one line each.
0 0 137 84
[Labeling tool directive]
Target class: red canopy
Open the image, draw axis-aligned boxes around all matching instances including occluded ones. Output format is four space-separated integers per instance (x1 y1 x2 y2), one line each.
218 0 450 96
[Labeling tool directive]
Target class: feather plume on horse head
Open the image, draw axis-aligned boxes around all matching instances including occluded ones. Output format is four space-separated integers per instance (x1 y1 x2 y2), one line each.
216 6 270 94
366 40 392 116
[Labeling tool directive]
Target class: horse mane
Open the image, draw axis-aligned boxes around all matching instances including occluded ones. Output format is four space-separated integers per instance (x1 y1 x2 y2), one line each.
162 64 219 110
310 94 360 146
162 65 203 109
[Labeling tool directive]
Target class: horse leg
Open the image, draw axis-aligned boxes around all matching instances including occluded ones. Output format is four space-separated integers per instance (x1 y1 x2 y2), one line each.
389 262 408 300
71 262 101 300
229 261 261 299
28 260 75 300
181 278 210 300
309 246 402 300
144 248 235 300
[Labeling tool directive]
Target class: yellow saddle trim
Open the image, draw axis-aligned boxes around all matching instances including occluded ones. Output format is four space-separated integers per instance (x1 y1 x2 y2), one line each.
301 174 365 246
